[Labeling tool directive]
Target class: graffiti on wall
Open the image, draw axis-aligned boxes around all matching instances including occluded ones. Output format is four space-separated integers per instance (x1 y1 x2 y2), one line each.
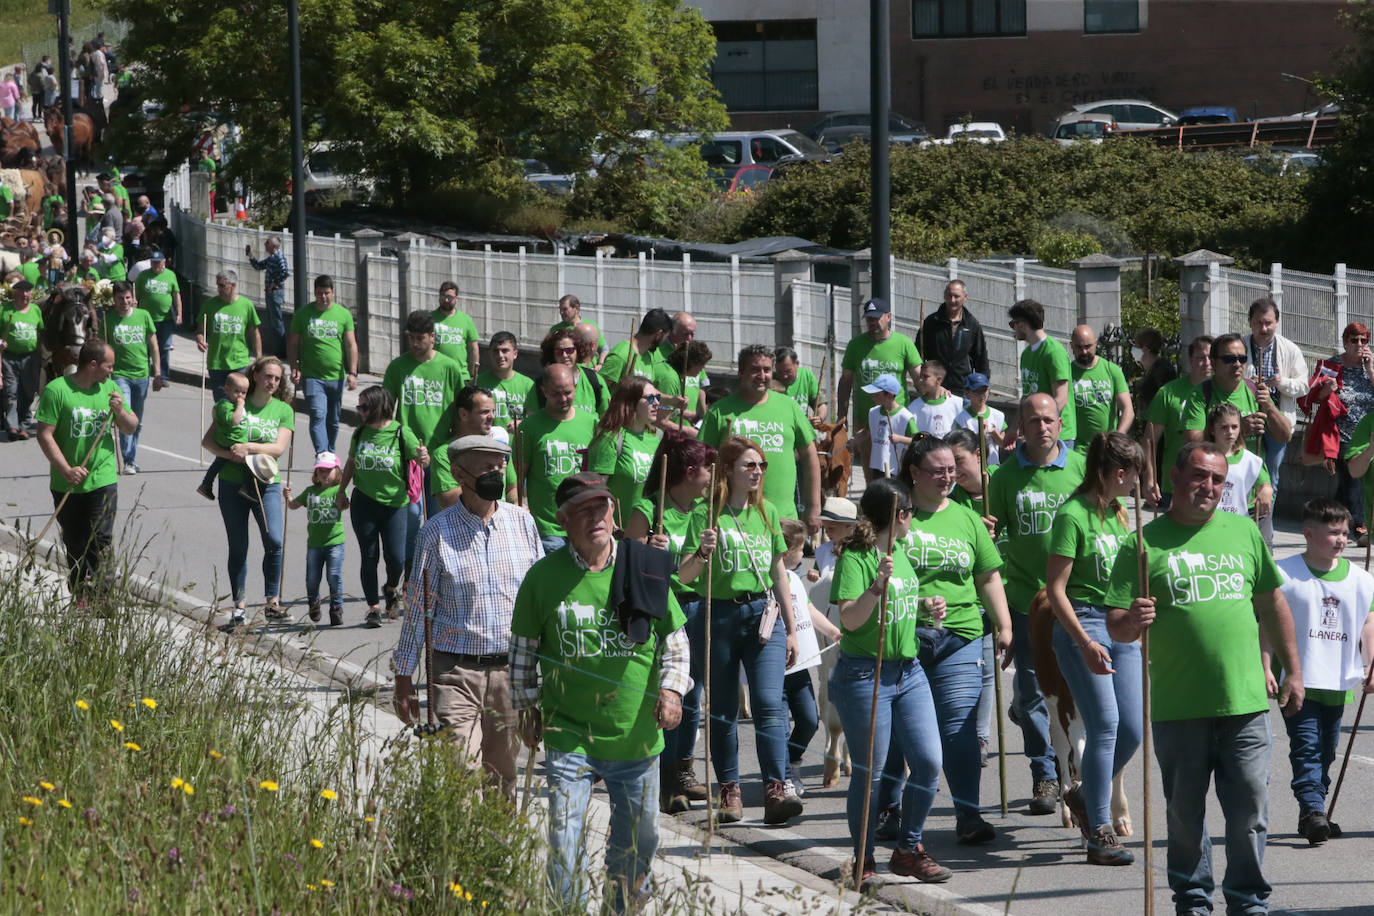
981 70 1157 107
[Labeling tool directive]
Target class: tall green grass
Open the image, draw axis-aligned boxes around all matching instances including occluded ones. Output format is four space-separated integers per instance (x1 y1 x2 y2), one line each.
0 0 105 71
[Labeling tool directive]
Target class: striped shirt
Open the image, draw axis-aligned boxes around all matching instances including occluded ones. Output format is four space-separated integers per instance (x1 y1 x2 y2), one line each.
393 499 543 677
248 250 290 287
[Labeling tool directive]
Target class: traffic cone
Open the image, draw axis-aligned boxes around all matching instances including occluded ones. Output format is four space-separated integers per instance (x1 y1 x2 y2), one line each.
234 198 248 221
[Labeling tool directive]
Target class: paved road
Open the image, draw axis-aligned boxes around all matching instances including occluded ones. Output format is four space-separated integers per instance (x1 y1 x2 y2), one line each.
5 350 1374 915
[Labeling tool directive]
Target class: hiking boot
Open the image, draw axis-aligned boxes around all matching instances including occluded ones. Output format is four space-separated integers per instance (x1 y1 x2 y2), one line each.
307 601 322 623
1028 780 1059 815
676 759 708 802
763 777 803 825
328 604 343 627
196 481 215 501
264 600 289 622
364 610 383 629
1062 783 1091 841
1086 826 1134 865
875 803 901 841
660 785 689 815
717 781 743 823
955 814 996 845
1299 811 1331 846
889 844 952 883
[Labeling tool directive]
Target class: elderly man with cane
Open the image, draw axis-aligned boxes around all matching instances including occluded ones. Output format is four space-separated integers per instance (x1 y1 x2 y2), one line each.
392 435 542 800
1106 441 1304 916
510 473 690 913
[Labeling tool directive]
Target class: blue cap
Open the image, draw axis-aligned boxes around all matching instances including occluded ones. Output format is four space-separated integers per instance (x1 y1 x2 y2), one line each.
965 372 990 390
860 373 901 396
861 297 891 317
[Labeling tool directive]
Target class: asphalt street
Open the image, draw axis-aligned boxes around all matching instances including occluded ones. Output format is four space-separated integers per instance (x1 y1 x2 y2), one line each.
4 348 1374 915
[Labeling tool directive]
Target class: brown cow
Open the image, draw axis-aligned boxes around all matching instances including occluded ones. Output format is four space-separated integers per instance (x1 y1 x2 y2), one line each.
43 110 94 162
813 417 852 498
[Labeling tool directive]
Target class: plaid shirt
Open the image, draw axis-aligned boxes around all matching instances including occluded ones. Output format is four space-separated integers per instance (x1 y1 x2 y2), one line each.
248 250 290 287
510 538 692 710
392 500 543 678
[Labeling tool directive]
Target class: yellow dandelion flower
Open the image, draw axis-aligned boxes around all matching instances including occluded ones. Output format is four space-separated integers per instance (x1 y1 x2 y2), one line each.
465 892 473 902
482 903 488 909
110 719 123 732
18 817 32 827
171 778 184 790
75 700 89 711
182 783 194 796
209 749 223 759
310 838 323 849
123 742 142 752
449 882 462 895
38 781 54 791
259 780 279 792
320 879 334 888
141 698 157 710
363 816 374 823
21 797 42 807
319 789 338 801
57 799 72 809
306 884 317 892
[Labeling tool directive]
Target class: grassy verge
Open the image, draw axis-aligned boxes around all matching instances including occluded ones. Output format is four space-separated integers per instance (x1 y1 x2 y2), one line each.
0 0 105 68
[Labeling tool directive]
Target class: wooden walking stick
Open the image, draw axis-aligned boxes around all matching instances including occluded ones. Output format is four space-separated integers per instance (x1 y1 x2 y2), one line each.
624 317 640 381
38 410 115 544
978 414 1009 817
276 431 295 602
654 448 669 536
853 497 899 888
701 460 720 847
199 347 208 467
1326 658 1374 823
1134 481 1154 916
415 568 440 738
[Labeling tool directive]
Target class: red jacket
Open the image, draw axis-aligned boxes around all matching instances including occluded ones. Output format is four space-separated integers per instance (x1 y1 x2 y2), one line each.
1298 358 1347 460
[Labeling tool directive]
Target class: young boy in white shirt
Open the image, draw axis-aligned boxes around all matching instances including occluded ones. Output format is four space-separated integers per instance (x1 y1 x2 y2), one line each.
1269 497 1374 846
953 372 1007 467
907 359 961 438
863 373 913 477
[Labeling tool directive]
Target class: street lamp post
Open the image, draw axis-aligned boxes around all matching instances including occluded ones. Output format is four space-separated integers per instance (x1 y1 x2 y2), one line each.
288 0 308 317
869 0 891 301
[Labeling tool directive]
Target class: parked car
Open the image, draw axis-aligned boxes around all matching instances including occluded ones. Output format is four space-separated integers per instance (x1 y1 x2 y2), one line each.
814 124 926 153
522 159 576 195
1176 106 1237 125
924 122 1007 146
667 130 830 168
805 111 928 143
303 143 373 205
1071 99 1177 131
1050 113 1116 146
1242 148 1321 175
710 164 772 195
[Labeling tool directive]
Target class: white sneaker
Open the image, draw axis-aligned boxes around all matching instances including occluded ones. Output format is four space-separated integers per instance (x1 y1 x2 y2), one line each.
122 464 139 475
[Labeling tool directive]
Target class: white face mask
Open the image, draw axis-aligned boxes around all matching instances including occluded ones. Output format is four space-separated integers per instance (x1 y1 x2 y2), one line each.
1130 346 1144 362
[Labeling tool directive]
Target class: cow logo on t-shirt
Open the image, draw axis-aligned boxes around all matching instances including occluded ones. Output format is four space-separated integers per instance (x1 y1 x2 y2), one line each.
1163 549 1246 604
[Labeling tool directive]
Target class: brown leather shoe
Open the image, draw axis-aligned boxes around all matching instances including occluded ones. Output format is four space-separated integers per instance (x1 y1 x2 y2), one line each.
890 844 952 882
1086 826 1134 865
717 781 743 823
676 759 708 802
763 777 803 825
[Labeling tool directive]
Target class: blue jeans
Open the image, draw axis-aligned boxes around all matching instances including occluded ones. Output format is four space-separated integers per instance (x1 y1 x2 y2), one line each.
784 669 819 765
977 630 995 743
1282 698 1344 815
217 478 283 603
830 651 941 859
263 288 286 357
1260 432 1286 496
305 543 345 606
155 319 176 384
539 534 566 555
349 488 408 606
112 376 149 465
1153 712 1272 916
661 598 704 778
1010 609 1057 783
545 749 658 914
1 350 41 429
708 596 789 786
302 376 344 455
1050 603 1143 831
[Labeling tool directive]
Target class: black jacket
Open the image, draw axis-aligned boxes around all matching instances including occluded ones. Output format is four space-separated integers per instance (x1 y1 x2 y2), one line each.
918 304 989 394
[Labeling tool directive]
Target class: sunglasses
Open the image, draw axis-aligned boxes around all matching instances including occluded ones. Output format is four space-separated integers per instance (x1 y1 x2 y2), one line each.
1218 354 1248 365
740 460 768 471
1348 337 1370 344
642 394 661 405
554 346 577 355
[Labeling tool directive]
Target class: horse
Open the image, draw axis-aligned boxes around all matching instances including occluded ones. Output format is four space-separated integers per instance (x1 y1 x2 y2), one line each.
43 110 95 164
0 119 40 168
812 417 852 498
40 285 97 380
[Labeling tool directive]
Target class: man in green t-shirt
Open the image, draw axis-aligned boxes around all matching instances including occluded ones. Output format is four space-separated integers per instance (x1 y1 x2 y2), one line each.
549 294 607 363
1069 324 1132 453
837 297 922 482
35 339 140 599
474 331 535 433
600 307 672 386
510 472 689 913
516 364 598 552
99 280 162 473
196 269 261 402
1010 298 1076 446
1143 334 1212 510
1 279 44 439
432 280 479 382
985 392 1085 814
287 274 358 455
1105 440 1303 915
774 345 827 420
1182 333 1290 456
700 344 821 530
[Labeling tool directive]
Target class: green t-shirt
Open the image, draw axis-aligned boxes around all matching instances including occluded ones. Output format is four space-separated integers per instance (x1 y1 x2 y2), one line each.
0 185 11 219
1020 336 1076 441
1344 412 1374 522
382 352 465 449
1147 377 1203 494
900 500 1001 640
35 376 119 493
699 392 817 519
99 245 126 282
134 268 180 323
432 309 478 380
783 367 822 415
652 361 709 425
587 426 661 519
949 483 986 518
300 483 345 549
0 305 43 356
684 498 786 599
1071 358 1128 452
349 421 421 508
1182 380 1261 455
518 408 598 536
631 495 697 594
217 398 294 485
510 548 685 761
290 303 355 381
830 545 923 659
202 295 260 371
474 370 536 431
524 366 610 417
600 339 660 386
1047 494 1131 606
1103 511 1281 722
100 308 155 379
211 399 245 448
985 444 1087 611
841 332 921 431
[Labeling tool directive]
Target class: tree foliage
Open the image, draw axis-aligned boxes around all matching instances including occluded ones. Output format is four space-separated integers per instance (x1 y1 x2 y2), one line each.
101 0 727 215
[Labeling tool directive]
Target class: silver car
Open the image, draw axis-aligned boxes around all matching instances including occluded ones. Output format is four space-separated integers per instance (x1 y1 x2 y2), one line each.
1070 99 1176 131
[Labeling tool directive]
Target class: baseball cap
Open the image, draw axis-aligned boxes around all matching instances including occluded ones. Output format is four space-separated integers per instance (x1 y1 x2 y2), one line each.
860 373 901 396
313 451 341 470
150 249 166 261
819 496 858 523
861 297 891 317
965 372 990 391
10 279 33 292
448 434 511 459
555 472 614 510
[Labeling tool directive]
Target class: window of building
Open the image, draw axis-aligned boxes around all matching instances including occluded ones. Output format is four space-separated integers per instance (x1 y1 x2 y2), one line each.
711 20 818 112
1084 0 1139 33
911 0 1026 38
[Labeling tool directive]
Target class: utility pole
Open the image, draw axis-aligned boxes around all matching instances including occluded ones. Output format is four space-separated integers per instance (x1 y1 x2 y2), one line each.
869 0 891 301
287 0 308 316
56 0 78 259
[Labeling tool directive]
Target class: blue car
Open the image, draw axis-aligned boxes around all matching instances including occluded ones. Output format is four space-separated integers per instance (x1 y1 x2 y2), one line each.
1176 106 1238 125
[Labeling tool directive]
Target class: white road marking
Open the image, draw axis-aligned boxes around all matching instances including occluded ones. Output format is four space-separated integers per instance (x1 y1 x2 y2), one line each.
138 444 206 464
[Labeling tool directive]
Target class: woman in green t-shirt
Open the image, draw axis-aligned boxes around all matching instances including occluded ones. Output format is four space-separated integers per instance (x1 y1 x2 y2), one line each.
874 435 1011 847
339 386 430 629
625 429 717 813
828 476 949 883
679 435 801 826
1044 431 1144 866
587 376 662 524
